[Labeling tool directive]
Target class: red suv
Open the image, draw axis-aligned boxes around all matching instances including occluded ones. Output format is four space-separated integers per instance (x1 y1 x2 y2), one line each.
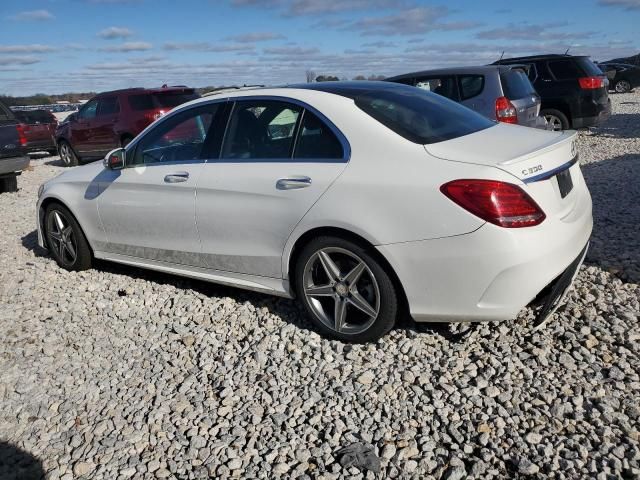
55 86 199 166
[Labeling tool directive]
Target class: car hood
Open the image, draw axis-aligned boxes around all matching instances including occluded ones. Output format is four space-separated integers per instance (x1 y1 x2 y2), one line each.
424 123 577 182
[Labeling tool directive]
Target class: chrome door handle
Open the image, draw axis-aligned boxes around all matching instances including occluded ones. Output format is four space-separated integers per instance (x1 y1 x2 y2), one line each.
164 172 189 183
276 176 312 190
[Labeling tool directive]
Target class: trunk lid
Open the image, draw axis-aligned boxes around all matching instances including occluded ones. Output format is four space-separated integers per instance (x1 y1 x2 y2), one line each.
426 124 584 221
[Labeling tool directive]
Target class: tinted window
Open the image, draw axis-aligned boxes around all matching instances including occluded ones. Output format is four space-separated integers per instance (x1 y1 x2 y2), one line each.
222 100 301 159
133 105 217 166
548 60 580 80
501 70 536 99
128 91 199 111
294 111 343 159
414 76 458 101
458 75 484 100
353 86 494 144
98 96 119 116
0 102 14 121
78 100 98 119
575 57 604 76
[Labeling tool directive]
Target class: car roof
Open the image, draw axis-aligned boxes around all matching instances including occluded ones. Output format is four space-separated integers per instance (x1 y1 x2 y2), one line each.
493 54 589 64
95 86 195 97
385 64 517 81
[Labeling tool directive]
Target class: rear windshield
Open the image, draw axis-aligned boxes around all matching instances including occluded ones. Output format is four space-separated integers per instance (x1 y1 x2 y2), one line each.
0 102 15 121
353 86 494 144
575 57 604 76
14 110 55 124
501 70 536 99
128 90 199 111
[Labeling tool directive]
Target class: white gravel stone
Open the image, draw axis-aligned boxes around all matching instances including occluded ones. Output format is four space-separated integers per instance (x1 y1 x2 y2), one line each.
0 92 639 480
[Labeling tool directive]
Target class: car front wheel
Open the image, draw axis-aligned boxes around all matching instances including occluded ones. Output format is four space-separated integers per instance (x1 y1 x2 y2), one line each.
58 141 79 167
295 236 398 343
44 203 92 271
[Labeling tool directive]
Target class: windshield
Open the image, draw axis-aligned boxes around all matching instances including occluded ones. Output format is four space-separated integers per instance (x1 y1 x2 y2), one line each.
352 85 495 144
501 70 537 99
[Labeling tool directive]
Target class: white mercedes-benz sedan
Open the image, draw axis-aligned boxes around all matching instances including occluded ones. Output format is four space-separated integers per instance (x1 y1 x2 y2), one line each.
36 82 592 342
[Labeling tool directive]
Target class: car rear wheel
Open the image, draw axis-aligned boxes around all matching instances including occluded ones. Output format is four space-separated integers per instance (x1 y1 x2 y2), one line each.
44 203 92 271
58 141 79 167
295 236 398 343
541 109 569 131
614 80 631 93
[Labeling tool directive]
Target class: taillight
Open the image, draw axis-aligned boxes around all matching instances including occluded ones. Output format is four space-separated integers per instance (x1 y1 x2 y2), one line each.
144 110 166 124
495 96 518 124
440 179 546 228
16 124 27 146
578 76 605 89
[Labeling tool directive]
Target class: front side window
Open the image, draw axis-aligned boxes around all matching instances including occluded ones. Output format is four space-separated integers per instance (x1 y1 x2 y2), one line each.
353 85 494 144
294 111 343 159
97 96 119 116
414 76 458 101
458 75 484 100
132 105 217 166
78 100 98 120
222 100 301 159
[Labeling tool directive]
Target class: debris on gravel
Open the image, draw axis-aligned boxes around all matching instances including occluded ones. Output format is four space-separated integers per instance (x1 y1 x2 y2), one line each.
0 93 639 479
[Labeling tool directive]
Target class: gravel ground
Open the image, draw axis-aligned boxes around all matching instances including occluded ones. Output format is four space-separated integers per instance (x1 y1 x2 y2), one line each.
1 93 639 480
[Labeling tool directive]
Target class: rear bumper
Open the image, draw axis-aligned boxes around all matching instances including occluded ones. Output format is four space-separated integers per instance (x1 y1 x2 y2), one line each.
0 155 30 177
572 99 611 128
377 189 593 323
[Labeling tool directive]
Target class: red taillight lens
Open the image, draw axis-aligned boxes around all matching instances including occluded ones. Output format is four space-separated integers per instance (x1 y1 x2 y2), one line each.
578 76 604 89
495 96 518 124
440 179 546 228
16 124 27 146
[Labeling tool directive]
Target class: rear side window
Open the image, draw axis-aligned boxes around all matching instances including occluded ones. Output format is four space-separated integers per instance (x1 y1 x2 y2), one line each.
98 96 119 116
294 111 344 159
354 86 494 144
458 75 484 100
222 100 301 160
575 57 604 76
414 76 459 101
501 70 536 99
128 91 199 111
548 60 581 80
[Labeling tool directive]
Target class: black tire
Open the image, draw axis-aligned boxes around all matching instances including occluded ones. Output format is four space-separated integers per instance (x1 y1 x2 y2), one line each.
614 79 631 93
541 109 570 131
294 236 398 343
58 140 79 167
0 176 18 193
121 135 134 148
44 202 92 271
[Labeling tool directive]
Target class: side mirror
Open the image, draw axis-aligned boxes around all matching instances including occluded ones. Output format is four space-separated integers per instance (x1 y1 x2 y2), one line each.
104 148 125 170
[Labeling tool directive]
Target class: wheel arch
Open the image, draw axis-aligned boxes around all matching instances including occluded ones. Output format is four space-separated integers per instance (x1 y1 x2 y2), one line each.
39 195 95 256
285 226 409 314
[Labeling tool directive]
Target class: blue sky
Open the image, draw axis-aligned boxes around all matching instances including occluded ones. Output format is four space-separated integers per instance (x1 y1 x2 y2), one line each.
1 0 639 95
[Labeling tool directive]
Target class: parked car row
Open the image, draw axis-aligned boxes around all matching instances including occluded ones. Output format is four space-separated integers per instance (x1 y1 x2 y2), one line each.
596 61 640 93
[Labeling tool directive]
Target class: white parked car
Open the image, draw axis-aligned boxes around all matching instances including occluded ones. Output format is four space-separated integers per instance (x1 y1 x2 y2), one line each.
37 82 592 342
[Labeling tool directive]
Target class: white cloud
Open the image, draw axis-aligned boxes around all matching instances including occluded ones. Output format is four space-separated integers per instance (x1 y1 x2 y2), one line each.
98 27 134 39
598 0 640 9
0 45 57 54
8 10 55 21
100 42 153 52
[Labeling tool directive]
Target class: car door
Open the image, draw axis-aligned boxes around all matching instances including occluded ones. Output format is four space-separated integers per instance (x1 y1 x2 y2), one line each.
195 98 348 278
96 103 221 265
93 96 120 156
71 99 98 156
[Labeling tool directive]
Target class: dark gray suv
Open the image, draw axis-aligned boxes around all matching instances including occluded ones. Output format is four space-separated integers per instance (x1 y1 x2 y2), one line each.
386 65 547 129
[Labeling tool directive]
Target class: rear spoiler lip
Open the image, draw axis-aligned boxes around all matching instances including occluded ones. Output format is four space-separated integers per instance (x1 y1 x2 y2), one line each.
522 154 579 184
498 130 576 166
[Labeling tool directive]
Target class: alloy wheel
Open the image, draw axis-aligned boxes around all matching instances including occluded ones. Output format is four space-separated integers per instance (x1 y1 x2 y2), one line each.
46 210 78 267
302 247 380 335
615 80 631 93
59 143 71 166
545 114 563 131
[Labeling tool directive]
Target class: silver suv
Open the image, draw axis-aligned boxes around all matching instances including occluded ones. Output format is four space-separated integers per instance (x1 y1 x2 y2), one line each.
386 65 547 129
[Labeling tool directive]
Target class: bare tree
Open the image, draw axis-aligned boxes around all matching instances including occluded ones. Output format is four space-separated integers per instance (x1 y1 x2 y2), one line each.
353 75 366 80
305 70 316 83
